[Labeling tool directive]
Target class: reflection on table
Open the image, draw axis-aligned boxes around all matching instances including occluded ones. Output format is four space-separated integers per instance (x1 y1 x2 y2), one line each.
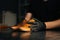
46 31 60 40
0 30 60 40
0 30 45 40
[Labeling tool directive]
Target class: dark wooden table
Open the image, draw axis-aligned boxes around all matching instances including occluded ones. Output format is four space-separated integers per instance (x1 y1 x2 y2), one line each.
0 29 60 40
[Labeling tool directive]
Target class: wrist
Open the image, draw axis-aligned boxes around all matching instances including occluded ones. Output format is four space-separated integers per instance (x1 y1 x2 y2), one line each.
53 19 60 27
57 19 60 26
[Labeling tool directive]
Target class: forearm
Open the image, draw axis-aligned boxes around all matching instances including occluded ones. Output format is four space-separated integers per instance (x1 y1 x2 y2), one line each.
45 19 60 29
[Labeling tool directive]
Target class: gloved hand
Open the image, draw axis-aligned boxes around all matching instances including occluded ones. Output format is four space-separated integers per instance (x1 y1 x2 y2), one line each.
28 21 46 32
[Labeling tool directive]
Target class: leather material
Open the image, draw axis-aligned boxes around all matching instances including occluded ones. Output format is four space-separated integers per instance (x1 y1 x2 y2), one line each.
28 18 46 32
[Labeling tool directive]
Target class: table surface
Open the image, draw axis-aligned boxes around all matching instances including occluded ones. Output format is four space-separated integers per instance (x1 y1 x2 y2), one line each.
0 30 60 40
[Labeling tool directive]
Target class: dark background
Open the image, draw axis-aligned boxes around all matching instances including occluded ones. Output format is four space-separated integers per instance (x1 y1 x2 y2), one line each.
0 0 60 26
27 0 60 22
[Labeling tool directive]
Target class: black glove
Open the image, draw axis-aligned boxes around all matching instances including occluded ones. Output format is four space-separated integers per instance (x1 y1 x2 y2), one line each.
28 18 46 32
31 22 46 32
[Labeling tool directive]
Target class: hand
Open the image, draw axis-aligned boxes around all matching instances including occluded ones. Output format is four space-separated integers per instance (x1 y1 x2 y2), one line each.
19 22 40 32
25 18 30 22
25 12 32 22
